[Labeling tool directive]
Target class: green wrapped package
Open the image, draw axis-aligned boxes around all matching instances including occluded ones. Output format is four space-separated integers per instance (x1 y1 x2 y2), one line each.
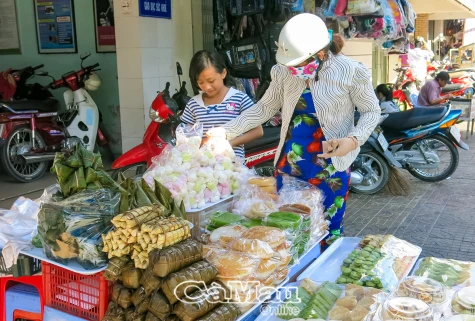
266 212 302 230
148 290 172 320
194 304 241 321
209 212 243 228
241 218 263 228
102 301 126 321
105 256 131 281
111 283 133 309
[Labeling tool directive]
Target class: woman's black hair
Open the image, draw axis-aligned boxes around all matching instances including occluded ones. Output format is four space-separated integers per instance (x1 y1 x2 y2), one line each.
376 84 393 101
189 50 234 94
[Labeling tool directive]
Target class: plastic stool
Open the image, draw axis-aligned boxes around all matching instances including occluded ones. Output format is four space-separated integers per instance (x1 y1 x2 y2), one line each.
5 284 40 321
43 306 88 321
13 310 41 321
0 275 44 321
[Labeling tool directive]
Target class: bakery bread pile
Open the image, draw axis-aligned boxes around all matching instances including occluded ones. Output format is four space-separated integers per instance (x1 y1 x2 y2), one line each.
203 225 291 312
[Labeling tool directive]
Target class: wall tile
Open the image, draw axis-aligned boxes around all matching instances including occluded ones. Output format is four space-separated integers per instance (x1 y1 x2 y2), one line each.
115 16 141 49
141 48 160 79
118 78 144 109
157 19 175 48
157 48 174 77
142 77 161 111
122 137 143 153
140 18 159 48
116 47 143 79
120 108 146 138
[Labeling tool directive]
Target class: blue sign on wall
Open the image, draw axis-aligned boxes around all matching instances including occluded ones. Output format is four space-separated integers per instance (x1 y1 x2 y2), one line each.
139 0 172 19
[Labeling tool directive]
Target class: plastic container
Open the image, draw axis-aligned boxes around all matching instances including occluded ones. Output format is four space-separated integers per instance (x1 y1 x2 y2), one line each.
380 297 433 321
442 316 475 321
186 195 234 239
452 286 475 315
395 276 448 307
0 254 41 277
43 306 89 321
42 262 111 321
5 284 41 321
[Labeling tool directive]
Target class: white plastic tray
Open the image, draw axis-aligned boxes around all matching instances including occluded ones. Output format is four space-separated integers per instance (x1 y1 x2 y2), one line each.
297 237 421 285
186 195 234 213
253 281 301 321
236 278 290 321
297 237 360 282
20 248 106 275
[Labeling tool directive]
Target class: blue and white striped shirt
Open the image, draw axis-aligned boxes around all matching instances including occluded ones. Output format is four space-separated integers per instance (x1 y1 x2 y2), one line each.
181 88 254 158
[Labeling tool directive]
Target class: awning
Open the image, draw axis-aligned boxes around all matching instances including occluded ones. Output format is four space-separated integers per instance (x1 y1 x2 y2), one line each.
411 0 475 19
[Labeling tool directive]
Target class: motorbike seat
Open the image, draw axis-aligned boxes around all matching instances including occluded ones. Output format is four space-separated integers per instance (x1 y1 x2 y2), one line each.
441 84 464 93
1 99 60 113
245 125 281 151
382 106 448 131
447 71 469 79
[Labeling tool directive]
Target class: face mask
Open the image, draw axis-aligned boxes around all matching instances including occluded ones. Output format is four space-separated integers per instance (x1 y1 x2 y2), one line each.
288 59 320 80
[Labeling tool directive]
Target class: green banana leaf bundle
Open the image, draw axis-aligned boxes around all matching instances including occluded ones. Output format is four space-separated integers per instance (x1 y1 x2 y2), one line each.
112 283 133 309
122 262 142 289
51 144 125 198
148 289 172 320
105 256 131 282
145 312 161 321
103 301 126 321
140 266 162 296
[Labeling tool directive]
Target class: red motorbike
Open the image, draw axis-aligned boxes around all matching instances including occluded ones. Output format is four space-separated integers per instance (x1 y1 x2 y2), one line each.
112 69 279 179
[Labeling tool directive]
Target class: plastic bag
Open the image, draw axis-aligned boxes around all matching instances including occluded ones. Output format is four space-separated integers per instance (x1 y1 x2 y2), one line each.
233 184 278 219
346 0 380 15
413 257 473 289
37 188 119 269
323 0 338 17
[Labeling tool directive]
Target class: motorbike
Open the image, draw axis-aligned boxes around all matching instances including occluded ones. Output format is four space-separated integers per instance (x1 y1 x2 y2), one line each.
350 104 468 194
112 63 280 179
0 54 111 182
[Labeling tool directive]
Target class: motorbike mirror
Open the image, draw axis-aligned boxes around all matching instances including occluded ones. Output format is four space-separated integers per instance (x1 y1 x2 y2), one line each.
36 71 49 76
80 52 91 60
176 62 183 76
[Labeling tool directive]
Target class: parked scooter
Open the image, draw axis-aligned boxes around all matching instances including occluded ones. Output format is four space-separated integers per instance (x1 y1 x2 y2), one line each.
0 54 111 182
112 63 280 179
350 104 467 194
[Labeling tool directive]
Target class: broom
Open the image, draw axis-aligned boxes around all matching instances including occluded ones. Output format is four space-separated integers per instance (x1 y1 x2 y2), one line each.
384 166 412 196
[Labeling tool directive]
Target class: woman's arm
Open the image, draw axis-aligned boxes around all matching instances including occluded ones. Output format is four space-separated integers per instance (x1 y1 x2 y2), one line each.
222 66 285 140
229 125 264 147
347 63 381 146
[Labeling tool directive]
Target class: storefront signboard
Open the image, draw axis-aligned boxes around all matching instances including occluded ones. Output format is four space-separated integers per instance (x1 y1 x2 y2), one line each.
138 0 171 19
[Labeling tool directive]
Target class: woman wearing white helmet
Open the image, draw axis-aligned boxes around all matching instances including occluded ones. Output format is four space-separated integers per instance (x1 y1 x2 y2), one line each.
210 13 380 248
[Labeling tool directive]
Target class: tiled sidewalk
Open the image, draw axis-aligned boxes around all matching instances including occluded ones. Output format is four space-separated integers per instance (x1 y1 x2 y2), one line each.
345 125 475 261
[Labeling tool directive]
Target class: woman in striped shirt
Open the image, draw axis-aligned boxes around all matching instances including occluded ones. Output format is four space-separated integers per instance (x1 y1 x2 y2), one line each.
208 14 381 248
181 50 263 159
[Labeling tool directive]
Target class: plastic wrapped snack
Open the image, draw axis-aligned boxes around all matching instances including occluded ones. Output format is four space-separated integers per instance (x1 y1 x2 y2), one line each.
112 283 133 309
174 281 230 321
442 316 475 321
241 226 285 248
161 261 219 304
150 239 203 278
194 304 241 321
233 184 278 219
452 286 475 315
103 301 126 321
346 0 380 15
228 238 275 259
209 225 248 243
149 289 172 320
395 276 448 309
413 257 472 288
207 212 244 230
204 248 260 279
37 188 119 269
248 177 278 200
380 297 433 321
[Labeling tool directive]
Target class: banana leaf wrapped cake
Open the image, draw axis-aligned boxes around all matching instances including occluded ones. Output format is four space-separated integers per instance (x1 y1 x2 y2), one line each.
140 266 162 296
111 283 133 309
161 261 219 304
122 262 143 289
174 281 230 321
105 256 131 281
125 309 147 321
145 312 161 321
148 289 172 320
150 239 203 278
131 286 149 312
195 304 241 321
103 301 126 321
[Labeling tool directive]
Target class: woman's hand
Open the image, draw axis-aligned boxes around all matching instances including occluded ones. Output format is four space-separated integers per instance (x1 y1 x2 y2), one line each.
318 137 358 158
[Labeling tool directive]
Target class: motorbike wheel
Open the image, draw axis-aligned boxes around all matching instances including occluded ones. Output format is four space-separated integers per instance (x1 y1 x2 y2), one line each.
350 151 390 195
0 125 48 182
406 134 459 182
112 162 147 181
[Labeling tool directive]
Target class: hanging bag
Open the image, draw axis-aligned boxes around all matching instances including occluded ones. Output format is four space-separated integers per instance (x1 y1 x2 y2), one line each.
228 0 265 16
264 0 288 22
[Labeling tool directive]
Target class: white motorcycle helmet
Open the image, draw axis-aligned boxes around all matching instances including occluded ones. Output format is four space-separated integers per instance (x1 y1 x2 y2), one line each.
276 13 331 67
84 72 102 91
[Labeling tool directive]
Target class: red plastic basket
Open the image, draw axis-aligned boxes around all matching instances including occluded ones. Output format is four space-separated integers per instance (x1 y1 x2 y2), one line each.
42 262 110 321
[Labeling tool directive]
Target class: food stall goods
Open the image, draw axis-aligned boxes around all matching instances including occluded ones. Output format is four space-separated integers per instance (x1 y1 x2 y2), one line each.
413 257 472 288
452 286 475 315
379 297 433 321
395 276 448 308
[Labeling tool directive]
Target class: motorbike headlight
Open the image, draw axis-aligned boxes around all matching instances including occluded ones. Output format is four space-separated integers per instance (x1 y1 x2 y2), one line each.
149 106 163 122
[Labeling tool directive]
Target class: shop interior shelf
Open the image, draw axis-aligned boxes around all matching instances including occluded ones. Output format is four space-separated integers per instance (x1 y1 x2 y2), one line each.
20 248 106 275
